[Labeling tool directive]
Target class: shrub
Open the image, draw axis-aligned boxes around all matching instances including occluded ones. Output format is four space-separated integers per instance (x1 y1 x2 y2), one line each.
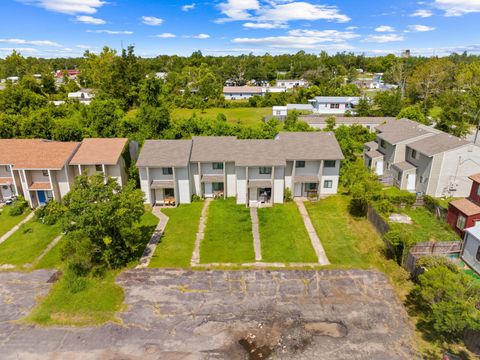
384 225 414 263
191 194 202 202
9 195 28 216
35 200 65 225
376 199 395 215
284 187 293 202
377 188 416 206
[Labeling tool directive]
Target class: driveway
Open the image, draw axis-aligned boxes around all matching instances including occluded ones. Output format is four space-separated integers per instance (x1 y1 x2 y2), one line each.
1 269 417 359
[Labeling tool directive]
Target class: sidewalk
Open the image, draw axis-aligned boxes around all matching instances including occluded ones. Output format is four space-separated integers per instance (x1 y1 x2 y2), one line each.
0 212 35 245
136 207 169 268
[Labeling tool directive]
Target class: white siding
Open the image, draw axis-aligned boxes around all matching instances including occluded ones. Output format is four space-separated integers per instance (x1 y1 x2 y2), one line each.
462 234 480 274
273 166 284 203
176 167 191 204
236 167 247 205
54 167 70 199
226 162 236 197
139 167 152 205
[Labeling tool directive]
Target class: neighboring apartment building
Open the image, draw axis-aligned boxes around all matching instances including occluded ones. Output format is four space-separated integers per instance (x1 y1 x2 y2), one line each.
0 138 129 208
364 118 480 198
461 222 480 275
223 86 263 100
137 132 344 207
300 116 394 131
447 174 480 237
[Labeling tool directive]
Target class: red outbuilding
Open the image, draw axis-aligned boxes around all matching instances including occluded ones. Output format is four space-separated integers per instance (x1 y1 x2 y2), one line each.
447 173 480 237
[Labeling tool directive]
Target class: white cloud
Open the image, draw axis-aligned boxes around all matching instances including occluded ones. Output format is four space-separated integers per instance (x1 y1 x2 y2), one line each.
217 0 350 25
75 15 106 24
0 38 62 47
155 33 176 38
346 26 358 30
87 30 133 35
76 44 92 49
407 24 435 32
411 9 433 17
243 22 287 29
182 3 195 11
193 33 210 39
141 16 164 26
375 25 395 32
363 34 405 43
232 29 359 49
434 0 480 16
17 0 106 14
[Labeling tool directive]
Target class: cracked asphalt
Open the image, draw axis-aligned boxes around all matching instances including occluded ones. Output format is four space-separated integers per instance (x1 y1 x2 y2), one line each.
0 269 417 359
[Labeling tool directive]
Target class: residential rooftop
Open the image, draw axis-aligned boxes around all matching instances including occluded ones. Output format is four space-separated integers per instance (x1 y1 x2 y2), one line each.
450 198 480 217
300 116 394 125
223 86 263 94
136 140 193 168
407 132 471 157
190 136 238 163
276 131 344 161
70 138 128 165
376 118 433 144
0 139 79 169
310 96 360 104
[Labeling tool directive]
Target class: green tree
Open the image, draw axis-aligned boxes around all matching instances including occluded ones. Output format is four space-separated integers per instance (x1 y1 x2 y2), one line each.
374 90 404 117
397 105 428 124
61 174 145 270
355 97 372 117
3 50 27 77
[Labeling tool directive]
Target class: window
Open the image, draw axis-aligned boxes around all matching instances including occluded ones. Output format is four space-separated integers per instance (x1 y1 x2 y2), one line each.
330 103 340 109
212 182 224 192
476 184 480 197
212 162 224 170
380 139 386 148
457 215 466 230
42 170 49 177
306 183 317 191
323 180 333 189
324 160 336 168
95 164 103 172
164 188 174 197
46 191 54 200
295 161 305 168
411 149 419 160
162 167 173 175
476 245 480 262
259 167 272 175
5 166 10 173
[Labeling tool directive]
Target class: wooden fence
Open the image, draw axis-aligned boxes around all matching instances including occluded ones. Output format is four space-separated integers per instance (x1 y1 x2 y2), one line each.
405 241 463 275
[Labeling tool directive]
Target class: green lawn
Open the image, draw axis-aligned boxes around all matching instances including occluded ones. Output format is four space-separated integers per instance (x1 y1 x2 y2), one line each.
0 219 61 267
397 207 457 243
172 107 271 127
201 198 255 263
33 237 65 270
149 202 204 268
27 270 124 326
0 206 30 238
258 203 317 263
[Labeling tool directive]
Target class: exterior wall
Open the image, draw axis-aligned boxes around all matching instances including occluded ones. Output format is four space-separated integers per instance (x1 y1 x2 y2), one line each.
236 167 247 205
313 102 351 115
139 167 152 205
469 181 480 204
224 92 260 100
248 166 273 180
226 162 236 197
29 170 50 183
190 163 201 196
295 161 320 177
284 161 293 190
321 160 340 195
426 154 444 196
175 167 191 204
462 234 480 274
405 148 433 195
436 145 480 198
0 165 12 178
447 205 480 237
53 167 70 199
273 166 284 203
377 139 395 172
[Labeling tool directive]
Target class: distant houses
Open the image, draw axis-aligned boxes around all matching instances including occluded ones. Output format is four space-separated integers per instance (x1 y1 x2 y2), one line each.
274 79 308 89
299 116 394 131
364 118 480 198
272 96 361 118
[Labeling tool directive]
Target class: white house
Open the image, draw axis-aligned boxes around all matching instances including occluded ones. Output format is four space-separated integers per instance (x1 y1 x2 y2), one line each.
300 116 394 131
308 96 361 115
223 86 263 100
137 133 344 207
272 104 314 117
275 79 308 89
68 89 95 104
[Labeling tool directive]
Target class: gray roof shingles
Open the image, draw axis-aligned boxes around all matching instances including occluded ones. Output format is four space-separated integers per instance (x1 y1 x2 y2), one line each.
376 118 433 144
137 140 192 168
276 132 344 161
407 133 470 157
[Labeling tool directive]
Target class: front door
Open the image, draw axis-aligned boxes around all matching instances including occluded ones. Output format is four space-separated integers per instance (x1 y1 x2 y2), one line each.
37 191 46 205
407 174 416 191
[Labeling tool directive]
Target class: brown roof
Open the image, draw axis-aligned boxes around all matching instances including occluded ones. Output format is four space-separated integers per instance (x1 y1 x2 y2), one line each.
248 179 273 188
150 180 175 189
468 173 480 184
70 138 128 165
0 139 79 169
223 86 263 94
191 136 238 162
407 133 470 157
450 198 480 217
29 182 52 190
201 175 224 182
376 118 433 144
137 140 192 168
294 175 319 183
276 132 344 160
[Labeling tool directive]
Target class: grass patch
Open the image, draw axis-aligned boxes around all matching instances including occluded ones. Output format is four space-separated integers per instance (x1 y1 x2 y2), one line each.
33 237 65 270
149 202 204 268
0 206 30 238
258 203 317 263
398 207 457 243
201 198 254 263
0 219 61 267
172 107 271 127
305 196 411 297
27 270 124 326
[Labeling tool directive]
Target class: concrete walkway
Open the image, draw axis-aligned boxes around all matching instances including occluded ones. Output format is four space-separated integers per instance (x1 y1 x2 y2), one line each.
0 212 34 245
27 234 63 269
190 199 212 266
136 207 169 269
295 199 330 265
250 207 262 261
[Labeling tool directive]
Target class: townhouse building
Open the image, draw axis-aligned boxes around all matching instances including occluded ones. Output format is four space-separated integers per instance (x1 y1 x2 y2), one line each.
0 138 129 208
364 118 480 198
137 132 344 207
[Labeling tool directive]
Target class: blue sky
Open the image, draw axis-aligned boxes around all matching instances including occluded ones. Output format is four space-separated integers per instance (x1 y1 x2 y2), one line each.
1 0 480 58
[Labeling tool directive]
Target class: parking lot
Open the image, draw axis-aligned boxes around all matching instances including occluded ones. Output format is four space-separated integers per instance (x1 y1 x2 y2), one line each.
0 268 416 359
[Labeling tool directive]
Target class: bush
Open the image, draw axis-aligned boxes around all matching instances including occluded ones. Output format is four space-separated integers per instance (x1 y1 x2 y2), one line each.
63 268 88 294
384 225 414 263
9 196 28 216
376 199 395 215
35 200 65 225
377 188 416 206
284 187 293 202
191 194 202 202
